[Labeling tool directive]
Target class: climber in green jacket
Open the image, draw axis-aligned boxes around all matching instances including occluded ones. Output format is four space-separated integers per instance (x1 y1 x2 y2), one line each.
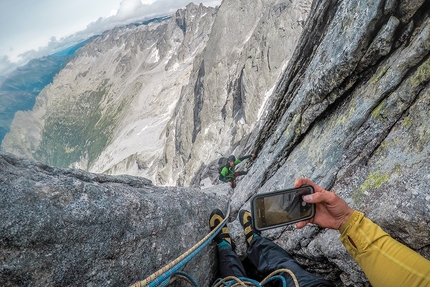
219 154 256 188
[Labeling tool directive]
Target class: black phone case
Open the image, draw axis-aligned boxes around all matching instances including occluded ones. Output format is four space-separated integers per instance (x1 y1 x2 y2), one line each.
250 185 315 231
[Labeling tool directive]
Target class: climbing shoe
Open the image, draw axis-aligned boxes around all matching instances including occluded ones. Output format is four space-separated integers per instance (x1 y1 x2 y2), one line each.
209 208 232 245
239 210 258 244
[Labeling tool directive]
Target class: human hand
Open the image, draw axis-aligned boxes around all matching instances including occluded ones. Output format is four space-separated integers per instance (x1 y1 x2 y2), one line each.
251 153 256 158
295 178 354 230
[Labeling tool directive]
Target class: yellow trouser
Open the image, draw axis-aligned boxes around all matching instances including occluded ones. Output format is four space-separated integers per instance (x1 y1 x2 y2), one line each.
340 211 430 287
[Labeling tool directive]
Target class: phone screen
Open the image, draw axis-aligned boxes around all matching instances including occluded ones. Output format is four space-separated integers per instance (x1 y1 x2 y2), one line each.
251 186 315 231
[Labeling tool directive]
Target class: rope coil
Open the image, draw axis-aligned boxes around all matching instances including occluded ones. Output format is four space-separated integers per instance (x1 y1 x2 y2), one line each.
211 269 299 287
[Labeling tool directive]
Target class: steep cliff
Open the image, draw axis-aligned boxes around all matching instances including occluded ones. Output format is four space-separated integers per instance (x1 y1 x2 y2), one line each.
161 0 312 186
0 40 88 142
2 4 218 186
229 0 430 285
2 1 312 187
1 0 430 286
0 151 227 286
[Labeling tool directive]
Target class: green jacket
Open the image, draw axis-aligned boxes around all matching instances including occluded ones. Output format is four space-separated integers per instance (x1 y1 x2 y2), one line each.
219 155 253 181
220 159 242 180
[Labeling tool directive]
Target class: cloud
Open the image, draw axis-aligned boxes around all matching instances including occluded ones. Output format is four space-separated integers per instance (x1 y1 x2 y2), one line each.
0 55 14 76
0 36 79 76
0 0 221 76
117 0 144 20
59 0 221 47
105 0 200 25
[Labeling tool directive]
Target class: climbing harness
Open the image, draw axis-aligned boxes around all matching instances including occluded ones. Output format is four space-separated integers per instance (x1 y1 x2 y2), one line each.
129 202 300 287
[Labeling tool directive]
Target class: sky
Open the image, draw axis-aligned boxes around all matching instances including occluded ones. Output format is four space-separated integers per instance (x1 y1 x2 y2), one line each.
0 0 221 76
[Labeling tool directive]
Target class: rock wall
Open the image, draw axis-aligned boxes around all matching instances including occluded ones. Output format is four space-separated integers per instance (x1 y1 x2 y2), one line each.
1 0 430 286
0 151 227 286
161 0 312 186
228 0 430 285
2 4 218 186
2 1 313 188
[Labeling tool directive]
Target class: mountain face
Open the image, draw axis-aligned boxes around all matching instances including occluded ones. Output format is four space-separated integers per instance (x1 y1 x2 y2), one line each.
1 1 312 187
162 0 313 187
1 0 430 286
0 151 226 287
0 41 88 142
2 4 219 185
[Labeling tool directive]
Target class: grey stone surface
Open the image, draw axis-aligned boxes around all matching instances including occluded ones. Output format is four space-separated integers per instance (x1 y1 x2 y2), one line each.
1 0 430 286
229 0 430 285
0 152 227 286
1 3 220 187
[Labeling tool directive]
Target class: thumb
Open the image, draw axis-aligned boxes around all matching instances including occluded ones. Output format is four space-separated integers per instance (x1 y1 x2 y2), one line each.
296 219 312 229
302 194 314 202
303 191 330 203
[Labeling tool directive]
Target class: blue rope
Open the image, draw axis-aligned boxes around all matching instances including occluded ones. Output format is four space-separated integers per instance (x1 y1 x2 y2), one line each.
172 271 200 287
155 277 170 287
148 204 230 287
132 201 296 287
264 274 287 287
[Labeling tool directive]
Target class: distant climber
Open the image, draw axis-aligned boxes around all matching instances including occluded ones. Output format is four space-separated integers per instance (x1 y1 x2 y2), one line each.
218 153 256 188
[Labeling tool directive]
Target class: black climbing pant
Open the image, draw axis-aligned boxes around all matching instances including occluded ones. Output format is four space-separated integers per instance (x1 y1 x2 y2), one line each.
217 236 334 287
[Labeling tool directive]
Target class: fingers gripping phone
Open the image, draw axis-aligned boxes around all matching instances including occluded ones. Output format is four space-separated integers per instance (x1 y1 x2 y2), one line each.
250 185 315 231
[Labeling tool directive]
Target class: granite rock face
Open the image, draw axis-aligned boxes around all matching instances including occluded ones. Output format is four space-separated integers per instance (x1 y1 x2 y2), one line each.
1 0 430 286
0 151 227 286
2 3 219 186
161 0 312 186
1 1 312 188
228 0 430 285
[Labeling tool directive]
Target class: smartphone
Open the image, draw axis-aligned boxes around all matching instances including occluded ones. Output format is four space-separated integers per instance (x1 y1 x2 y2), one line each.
250 185 315 231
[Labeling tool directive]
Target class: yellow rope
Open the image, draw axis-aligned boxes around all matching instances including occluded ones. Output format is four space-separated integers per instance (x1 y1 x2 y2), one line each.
212 269 300 287
129 205 231 287
212 276 247 287
260 269 300 287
